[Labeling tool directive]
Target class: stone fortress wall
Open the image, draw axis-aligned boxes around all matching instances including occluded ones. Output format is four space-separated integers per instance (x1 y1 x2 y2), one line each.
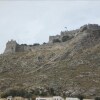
4 40 56 54
4 40 18 54
49 29 79 43
49 24 100 43
4 24 100 54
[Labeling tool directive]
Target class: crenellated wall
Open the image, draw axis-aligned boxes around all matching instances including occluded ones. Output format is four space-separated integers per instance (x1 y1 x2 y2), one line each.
4 24 100 54
4 40 57 54
4 40 18 54
49 24 100 43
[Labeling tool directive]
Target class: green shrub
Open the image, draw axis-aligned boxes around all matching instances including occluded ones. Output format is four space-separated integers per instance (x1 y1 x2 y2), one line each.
1 89 32 98
53 39 61 43
95 97 100 100
76 94 84 100
33 43 40 46
62 36 70 42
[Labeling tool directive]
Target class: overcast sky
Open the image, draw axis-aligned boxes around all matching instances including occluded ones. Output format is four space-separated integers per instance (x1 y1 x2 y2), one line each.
0 0 100 54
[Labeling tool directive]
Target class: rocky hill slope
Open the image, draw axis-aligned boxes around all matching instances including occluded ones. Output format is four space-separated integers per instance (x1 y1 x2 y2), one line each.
0 24 100 98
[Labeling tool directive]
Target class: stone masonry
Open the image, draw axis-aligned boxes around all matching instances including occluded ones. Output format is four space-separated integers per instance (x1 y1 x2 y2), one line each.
49 24 100 43
4 24 100 54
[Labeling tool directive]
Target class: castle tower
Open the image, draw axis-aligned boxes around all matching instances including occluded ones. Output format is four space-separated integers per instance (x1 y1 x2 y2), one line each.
4 40 18 54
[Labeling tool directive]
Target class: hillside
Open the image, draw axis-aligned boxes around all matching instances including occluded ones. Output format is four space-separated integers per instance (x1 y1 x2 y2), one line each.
0 24 100 98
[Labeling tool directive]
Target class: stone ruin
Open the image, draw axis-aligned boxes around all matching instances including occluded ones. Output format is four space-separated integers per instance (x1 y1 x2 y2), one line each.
4 39 43 54
4 40 18 54
49 24 100 43
4 40 54 54
4 24 100 54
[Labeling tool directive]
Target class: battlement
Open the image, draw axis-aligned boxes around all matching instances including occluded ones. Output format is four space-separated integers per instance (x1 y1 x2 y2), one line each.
49 29 79 43
4 40 55 54
49 24 100 43
80 24 100 32
4 24 100 54
4 40 34 54
4 40 18 54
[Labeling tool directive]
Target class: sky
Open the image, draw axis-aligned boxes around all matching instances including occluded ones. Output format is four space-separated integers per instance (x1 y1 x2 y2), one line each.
0 0 100 54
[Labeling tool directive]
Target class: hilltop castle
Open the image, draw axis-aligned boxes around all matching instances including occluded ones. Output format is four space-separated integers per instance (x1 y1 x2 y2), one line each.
4 40 49 54
4 24 100 54
49 24 100 43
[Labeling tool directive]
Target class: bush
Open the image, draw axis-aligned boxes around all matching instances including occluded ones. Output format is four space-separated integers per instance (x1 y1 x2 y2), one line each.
53 39 61 43
49 88 56 96
43 42 46 45
95 97 100 100
76 94 84 100
1 89 32 98
62 36 70 42
33 43 40 46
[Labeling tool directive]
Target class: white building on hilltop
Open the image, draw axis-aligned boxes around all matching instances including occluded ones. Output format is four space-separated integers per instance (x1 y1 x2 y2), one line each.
7 96 13 100
83 99 94 100
66 97 80 100
36 97 52 100
36 96 64 100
